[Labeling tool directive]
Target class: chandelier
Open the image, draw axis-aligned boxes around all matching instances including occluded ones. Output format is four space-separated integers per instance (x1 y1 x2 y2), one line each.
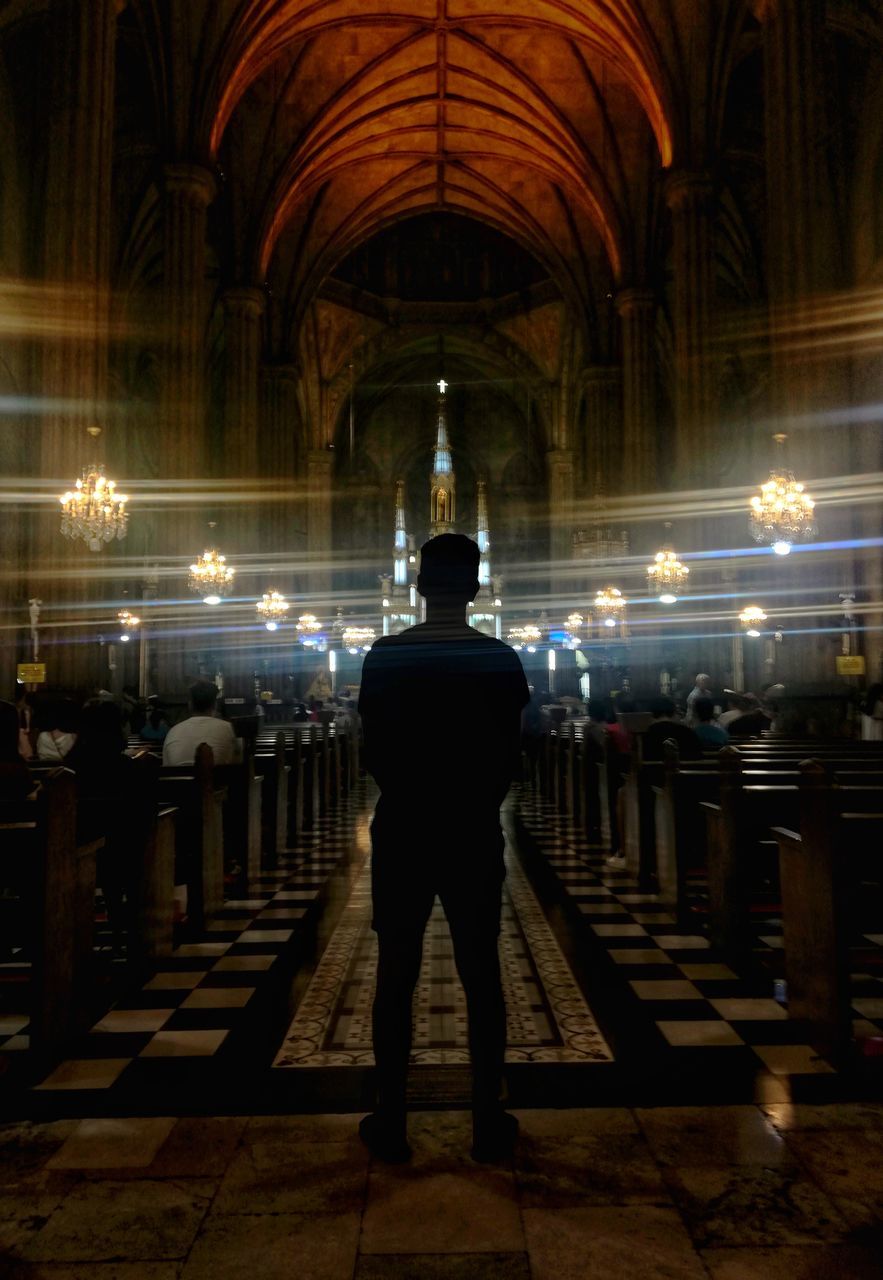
342 626 376 653
739 605 767 638
507 624 541 651
189 524 234 605
593 586 626 629
296 613 322 645
750 434 816 556
565 612 584 637
647 523 689 603
256 590 289 631
59 427 128 552
117 608 139 642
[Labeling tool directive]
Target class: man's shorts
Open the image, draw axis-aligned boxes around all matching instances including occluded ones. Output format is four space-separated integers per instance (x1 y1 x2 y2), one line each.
369 800 505 938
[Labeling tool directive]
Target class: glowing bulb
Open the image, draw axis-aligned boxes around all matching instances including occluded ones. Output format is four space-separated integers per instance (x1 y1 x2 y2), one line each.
526 645 536 653
772 540 792 557
604 617 616 628
120 633 130 642
659 593 677 605
204 594 221 606
265 620 278 632
747 628 760 638
348 647 358 655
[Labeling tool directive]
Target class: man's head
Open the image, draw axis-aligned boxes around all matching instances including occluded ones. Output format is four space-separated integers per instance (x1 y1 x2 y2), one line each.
693 697 715 724
417 534 480 603
649 696 676 720
190 680 219 715
695 673 712 691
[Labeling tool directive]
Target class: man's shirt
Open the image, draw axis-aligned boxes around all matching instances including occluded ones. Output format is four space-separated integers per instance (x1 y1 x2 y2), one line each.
358 622 529 815
163 715 237 767
695 722 729 747
642 719 703 761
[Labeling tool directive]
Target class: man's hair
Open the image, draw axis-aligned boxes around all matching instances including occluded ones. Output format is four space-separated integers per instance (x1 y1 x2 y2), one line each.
649 696 676 718
417 534 480 598
190 680 219 714
695 673 711 684
693 697 715 723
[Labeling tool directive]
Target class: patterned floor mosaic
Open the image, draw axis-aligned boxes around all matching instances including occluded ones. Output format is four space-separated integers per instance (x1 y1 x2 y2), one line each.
273 843 612 1068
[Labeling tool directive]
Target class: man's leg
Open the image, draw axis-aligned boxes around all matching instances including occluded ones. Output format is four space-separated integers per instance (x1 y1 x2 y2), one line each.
371 928 424 1123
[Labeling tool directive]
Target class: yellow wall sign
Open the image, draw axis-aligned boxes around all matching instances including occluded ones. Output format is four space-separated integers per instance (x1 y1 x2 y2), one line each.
836 655 866 676
17 662 46 684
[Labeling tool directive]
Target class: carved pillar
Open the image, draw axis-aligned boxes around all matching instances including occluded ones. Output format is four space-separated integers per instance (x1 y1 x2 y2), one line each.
222 286 265 564
616 289 657 499
158 163 215 694
581 365 621 487
161 164 215 485
259 362 302 574
548 448 575 602
307 449 335 607
39 0 121 688
761 0 831 476
666 172 717 486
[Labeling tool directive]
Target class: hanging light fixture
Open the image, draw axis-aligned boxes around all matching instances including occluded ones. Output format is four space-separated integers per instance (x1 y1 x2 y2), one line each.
59 427 128 552
189 522 234 605
647 523 689 604
256 590 289 631
506 624 541 652
593 586 627 629
565 612 584 644
296 613 322 645
117 608 139 642
342 625 376 653
739 605 767 638
750 433 816 556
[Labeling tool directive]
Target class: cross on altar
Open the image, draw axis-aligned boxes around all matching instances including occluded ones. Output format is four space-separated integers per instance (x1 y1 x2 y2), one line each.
437 378 447 394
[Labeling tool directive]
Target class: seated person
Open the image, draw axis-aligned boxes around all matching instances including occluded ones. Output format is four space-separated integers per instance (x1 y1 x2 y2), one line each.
163 680 238 766
692 696 729 746
719 693 748 728
728 693 772 738
141 698 170 742
36 698 79 761
583 699 608 754
641 696 703 760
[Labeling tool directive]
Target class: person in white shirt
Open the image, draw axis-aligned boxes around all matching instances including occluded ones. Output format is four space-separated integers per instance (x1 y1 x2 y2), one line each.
163 680 238 767
685 673 712 726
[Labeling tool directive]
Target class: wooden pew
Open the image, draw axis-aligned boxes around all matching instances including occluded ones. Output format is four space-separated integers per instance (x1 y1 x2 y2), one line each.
216 750 263 888
0 769 102 1059
702 755 883 952
773 760 883 1058
256 731 290 858
157 743 225 933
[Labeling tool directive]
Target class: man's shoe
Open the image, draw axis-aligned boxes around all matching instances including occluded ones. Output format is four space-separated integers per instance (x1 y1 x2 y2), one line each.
358 1112 412 1164
471 1110 519 1163
605 853 626 869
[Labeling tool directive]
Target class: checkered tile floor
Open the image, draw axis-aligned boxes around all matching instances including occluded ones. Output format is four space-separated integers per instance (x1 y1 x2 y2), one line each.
518 787 883 1077
0 788 373 1091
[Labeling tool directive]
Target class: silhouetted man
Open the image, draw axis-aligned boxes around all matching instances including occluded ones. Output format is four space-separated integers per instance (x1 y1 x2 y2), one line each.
358 534 529 1162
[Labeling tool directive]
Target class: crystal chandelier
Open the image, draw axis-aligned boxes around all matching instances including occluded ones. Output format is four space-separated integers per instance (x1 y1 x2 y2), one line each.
593 586 626 629
739 605 767 638
565 612 584 640
59 427 128 552
750 434 816 556
507 624 541 651
117 608 139 642
296 613 322 645
342 626 376 653
647 524 689 603
256 590 289 631
189 524 234 605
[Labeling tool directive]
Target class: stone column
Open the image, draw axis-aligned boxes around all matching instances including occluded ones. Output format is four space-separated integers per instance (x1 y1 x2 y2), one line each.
222 286 265 566
307 449 335 609
548 448 575 603
158 163 215 694
616 289 657 500
581 365 621 487
665 172 717 487
39 0 121 688
259 362 302 578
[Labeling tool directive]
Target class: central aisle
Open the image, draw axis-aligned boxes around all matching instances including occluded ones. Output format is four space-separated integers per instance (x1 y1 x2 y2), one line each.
274 841 612 1070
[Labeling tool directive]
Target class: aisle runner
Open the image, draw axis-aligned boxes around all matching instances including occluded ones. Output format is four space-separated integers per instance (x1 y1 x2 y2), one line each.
274 845 612 1068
